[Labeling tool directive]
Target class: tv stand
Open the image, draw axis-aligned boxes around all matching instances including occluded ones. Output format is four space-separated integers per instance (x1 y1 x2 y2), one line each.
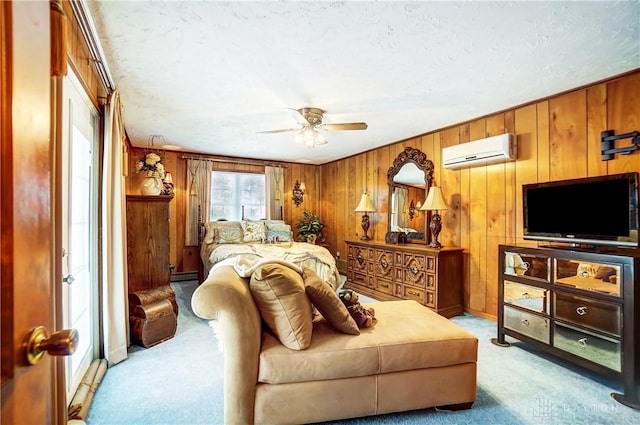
494 245 640 409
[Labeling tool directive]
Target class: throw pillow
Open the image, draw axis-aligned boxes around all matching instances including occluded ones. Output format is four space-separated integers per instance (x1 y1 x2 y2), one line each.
302 267 360 335
594 266 617 282
242 220 267 242
267 229 293 242
216 222 244 244
249 263 313 350
203 222 217 244
266 221 290 232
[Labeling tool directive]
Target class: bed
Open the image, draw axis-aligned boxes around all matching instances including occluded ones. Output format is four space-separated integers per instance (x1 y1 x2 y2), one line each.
199 219 341 290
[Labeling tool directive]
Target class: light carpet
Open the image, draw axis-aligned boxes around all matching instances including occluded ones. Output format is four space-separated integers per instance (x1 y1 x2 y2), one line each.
86 280 640 425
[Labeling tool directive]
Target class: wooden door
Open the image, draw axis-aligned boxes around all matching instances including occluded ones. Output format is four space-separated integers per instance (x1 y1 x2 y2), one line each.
1 2 63 424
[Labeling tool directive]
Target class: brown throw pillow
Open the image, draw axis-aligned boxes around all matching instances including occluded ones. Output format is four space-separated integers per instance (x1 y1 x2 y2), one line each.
250 263 313 350
302 267 360 335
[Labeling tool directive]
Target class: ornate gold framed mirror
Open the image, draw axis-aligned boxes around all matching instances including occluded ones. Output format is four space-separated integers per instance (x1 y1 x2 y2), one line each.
386 147 434 244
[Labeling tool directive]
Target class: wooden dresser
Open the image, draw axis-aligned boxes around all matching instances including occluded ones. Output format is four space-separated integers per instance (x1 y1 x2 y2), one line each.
344 240 464 318
126 195 173 293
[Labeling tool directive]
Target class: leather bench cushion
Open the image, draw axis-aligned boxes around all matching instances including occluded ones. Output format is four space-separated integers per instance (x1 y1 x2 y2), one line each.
258 300 478 384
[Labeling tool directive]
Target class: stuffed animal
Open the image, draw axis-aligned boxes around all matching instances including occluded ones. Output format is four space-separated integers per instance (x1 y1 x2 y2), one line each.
339 289 376 328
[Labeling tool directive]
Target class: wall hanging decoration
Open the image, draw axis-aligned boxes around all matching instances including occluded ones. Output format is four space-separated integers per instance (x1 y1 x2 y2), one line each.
292 180 306 207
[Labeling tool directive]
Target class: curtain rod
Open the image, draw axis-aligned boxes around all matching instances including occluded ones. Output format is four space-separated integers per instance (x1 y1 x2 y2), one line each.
178 155 288 168
70 0 116 94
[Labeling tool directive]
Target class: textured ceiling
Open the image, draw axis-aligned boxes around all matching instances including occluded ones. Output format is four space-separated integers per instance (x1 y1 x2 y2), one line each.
85 1 639 165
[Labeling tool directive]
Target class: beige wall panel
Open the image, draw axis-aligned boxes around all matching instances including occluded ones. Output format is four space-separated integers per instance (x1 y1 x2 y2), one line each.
606 72 640 174
484 114 506 316
346 156 359 241
587 84 608 177
514 105 539 242
439 128 460 248
537 101 550 182
456 124 471 308
467 119 487 312
549 91 588 180
374 146 390 241
504 110 517 245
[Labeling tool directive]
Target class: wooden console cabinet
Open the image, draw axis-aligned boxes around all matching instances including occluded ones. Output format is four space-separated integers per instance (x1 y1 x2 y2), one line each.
126 195 173 293
344 240 464 318
493 245 640 409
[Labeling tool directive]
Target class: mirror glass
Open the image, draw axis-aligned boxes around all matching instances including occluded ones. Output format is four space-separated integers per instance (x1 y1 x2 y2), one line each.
386 147 434 244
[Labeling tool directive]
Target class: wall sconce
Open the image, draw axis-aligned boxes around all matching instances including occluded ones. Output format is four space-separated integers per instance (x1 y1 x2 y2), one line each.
162 171 174 196
292 180 306 207
420 186 448 248
354 193 376 240
408 200 421 220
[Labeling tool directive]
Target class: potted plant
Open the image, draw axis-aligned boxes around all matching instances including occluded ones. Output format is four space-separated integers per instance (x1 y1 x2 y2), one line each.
296 210 324 243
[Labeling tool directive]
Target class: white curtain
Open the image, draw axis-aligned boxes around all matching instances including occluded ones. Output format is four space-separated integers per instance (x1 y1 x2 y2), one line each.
265 166 284 220
100 91 128 365
185 159 212 245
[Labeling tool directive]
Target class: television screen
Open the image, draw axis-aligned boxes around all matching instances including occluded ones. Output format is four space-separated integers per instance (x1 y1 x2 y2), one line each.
523 172 639 248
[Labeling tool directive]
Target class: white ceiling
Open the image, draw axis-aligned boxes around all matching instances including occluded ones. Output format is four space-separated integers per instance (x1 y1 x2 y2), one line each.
85 1 639 165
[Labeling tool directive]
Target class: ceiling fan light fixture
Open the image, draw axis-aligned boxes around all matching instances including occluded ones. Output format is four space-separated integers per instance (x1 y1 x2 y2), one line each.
295 127 327 148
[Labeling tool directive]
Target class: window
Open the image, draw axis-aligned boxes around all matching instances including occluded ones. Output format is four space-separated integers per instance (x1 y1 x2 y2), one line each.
210 171 265 220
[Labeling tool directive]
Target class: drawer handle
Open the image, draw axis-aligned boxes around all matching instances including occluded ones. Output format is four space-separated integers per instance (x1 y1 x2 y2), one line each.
578 337 588 347
576 306 587 316
522 292 530 299
521 319 529 326
380 259 388 269
409 265 419 275
357 254 364 265
379 282 389 288
407 290 420 296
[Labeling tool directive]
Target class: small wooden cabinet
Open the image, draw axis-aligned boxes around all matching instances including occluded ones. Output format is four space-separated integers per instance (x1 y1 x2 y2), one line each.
493 245 640 409
344 240 464 318
126 195 173 293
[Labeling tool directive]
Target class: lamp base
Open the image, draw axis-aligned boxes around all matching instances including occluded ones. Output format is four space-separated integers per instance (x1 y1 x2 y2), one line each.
360 212 371 241
429 211 443 249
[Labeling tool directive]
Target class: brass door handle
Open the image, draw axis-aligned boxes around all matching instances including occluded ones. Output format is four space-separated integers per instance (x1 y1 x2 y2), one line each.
26 326 78 365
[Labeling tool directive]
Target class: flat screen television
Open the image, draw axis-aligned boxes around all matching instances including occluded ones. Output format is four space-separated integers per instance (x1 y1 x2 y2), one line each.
523 172 639 248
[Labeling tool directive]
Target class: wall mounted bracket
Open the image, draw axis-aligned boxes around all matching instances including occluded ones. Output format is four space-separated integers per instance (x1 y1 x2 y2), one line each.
601 129 640 160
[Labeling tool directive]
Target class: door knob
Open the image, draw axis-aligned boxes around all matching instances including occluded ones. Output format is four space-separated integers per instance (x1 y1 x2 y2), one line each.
25 326 78 365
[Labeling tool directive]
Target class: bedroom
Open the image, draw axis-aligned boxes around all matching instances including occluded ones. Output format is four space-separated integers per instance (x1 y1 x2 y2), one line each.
2 1 640 423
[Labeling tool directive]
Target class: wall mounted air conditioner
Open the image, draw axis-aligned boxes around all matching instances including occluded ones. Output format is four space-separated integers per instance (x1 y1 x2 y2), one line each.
442 133 517 169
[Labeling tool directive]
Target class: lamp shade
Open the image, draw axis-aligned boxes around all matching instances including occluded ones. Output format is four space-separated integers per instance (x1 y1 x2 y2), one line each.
420 186 448 211
354 193 376 212
163 172 173 183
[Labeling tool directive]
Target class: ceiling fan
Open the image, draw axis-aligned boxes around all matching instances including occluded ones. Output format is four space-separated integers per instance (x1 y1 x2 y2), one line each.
258 107 368 147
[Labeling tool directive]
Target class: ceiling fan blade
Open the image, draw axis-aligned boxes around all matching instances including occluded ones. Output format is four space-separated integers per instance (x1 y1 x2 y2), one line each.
321 122 368 131
256 128 301 134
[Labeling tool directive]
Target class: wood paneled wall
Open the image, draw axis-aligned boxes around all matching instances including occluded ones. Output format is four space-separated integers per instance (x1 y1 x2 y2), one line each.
319 70 640 319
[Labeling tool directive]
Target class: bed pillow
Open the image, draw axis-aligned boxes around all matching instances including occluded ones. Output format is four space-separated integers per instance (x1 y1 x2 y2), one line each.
216 221 244 244
242 220 267 242
267 229 293 242
203 222 217 244
249 264 313 350
302 268 360 335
